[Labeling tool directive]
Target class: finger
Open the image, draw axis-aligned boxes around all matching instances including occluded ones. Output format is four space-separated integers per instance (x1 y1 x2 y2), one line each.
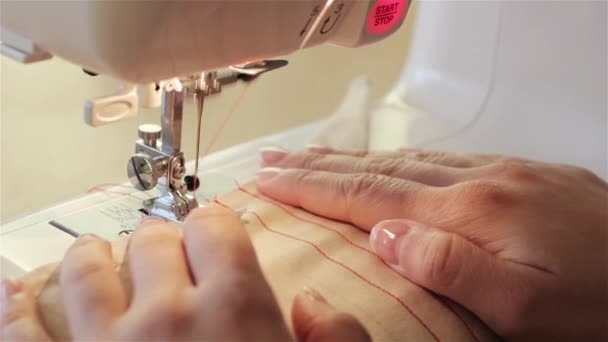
369 219 546 334
110 235 130 262
259 146 405 167
263 151 465 187
18 262 59 296
307 145 502 168
308 145 408 158
292 287 370 342
256 168 434 231
1 278 52 341
129 217 191 302
183 204 262 283
400 149 502 168
60 234 126 338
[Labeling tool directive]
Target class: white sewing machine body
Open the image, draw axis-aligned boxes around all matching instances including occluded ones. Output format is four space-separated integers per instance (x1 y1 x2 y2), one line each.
1 0 407 82
371 0 607 179
2 0 411 224
0 123 322 277
0 0 410 276
1 0 606 277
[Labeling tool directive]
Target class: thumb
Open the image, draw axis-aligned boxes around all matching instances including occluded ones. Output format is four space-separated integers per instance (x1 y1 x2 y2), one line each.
291 287 371 342
370 219 521 324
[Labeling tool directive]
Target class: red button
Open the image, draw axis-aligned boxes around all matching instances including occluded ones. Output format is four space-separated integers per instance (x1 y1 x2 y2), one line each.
366 0 407 35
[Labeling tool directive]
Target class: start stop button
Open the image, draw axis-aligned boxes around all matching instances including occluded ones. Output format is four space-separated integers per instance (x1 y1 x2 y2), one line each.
366 0 408 35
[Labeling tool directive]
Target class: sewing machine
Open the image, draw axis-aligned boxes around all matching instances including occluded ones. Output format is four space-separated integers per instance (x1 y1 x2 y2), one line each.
0 0 410 276
2 0 408 222
2 0 606 279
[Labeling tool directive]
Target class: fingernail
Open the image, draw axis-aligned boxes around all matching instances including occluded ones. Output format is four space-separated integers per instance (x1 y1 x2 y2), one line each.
78 233 100 241
302 286 328 304
259 147 288 165
370 220 416 265
0 277 22 300
256 167 281 182
306 144 333 154
139 215 167 226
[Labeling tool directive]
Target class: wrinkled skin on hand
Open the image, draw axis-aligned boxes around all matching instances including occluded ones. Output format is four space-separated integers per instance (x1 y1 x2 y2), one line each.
257 147 608 341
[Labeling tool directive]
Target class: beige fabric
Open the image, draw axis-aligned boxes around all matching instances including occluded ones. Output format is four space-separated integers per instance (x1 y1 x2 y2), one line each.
217 182 498 342
32 182 497 341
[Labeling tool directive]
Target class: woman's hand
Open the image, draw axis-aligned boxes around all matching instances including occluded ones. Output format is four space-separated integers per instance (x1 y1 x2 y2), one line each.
1 205 370 341
257 147 608 341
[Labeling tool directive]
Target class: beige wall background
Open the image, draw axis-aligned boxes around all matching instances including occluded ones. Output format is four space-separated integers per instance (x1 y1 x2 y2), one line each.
0 8 415 221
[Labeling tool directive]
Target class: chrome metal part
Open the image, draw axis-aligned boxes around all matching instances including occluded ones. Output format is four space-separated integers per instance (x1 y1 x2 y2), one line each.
230 60 289 76
127 59 288 221
160 87 184 154
138 124 161 147
129 82 197 221
127 153 158 191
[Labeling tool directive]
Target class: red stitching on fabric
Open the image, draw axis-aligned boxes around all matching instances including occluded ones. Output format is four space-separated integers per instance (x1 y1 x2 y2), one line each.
239 186 374 252
235 185 479 342
214 198 440 342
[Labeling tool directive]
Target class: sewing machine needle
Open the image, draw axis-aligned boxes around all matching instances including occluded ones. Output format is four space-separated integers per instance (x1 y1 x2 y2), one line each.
193 92 204 199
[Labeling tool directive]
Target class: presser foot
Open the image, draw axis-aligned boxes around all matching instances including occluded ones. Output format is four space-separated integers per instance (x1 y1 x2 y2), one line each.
143 190 199 222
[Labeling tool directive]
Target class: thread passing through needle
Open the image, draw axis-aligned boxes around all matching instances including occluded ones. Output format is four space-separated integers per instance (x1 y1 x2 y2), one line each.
193 92 204 200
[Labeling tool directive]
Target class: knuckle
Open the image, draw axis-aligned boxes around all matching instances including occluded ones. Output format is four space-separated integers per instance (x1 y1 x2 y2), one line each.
159 298 194 330
571 165 602 183
420 233 460 288
367 158 403 176
413 151 435 162
504 161 537 181
62 239 111 284
413 151 452 165
292 169 314 188
346 173 390 197
347 173 418 207
460 180 518 209
214 279 259 316
488 158 538 182
299 153 325 170
341 173 387 208
62 257 107 285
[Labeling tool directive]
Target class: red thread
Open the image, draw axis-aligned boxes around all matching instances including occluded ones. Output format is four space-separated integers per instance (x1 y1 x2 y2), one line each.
239 185 374 253
202 82 253 156
87 183 134 193
236 185 479 342
215 198 440 342
213 199 232 210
